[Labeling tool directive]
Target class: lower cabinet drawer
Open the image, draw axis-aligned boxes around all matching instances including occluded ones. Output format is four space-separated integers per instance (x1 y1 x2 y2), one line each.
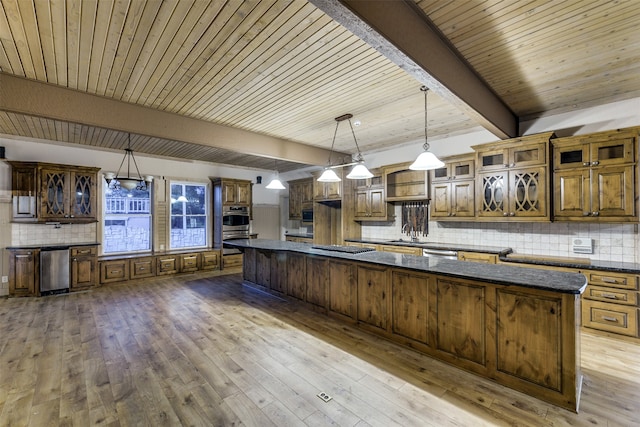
157 257 178 275
223 254 243 268
100 260 129 284
586 285 638 306
201 251 220 270
180 254 200 272
130 257 156 279
582 299 638 337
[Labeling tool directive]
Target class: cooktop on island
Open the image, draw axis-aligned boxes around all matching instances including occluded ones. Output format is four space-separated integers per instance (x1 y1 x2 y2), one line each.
311 244 375 254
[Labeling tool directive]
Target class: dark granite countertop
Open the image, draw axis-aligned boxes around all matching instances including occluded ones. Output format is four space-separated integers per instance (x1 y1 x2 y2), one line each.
225 239 586 294
344 238 512 256
7 242 100 250
501 254 640 274
99 246 224 261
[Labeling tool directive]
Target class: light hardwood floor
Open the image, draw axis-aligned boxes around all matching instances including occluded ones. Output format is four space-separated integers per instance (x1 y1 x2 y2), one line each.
0 272 638 427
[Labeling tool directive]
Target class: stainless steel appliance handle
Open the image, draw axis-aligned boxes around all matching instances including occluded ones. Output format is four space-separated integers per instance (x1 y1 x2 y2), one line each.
422 249 458 257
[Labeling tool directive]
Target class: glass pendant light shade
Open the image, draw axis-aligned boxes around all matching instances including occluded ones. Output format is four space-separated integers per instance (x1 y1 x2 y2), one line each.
317 168 341 182
346 163 374 179
266 177 286 189
409 150 445 170
409 86 443 171
265 160 286 190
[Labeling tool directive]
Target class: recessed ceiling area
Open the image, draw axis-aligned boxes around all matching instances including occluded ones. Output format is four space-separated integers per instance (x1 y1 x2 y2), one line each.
0 0 638 171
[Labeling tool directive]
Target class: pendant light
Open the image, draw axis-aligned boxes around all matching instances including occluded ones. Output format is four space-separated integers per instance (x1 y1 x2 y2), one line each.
409 86 444 170
266 160 286 190
104 133 153 191
318 113 373 182
345 118 373 179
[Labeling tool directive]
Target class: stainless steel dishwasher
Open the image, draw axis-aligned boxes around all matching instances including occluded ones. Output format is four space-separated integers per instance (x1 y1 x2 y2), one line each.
40 247 70 294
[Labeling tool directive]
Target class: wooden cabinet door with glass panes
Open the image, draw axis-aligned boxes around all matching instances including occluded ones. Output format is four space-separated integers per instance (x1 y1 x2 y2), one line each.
477 167 546 218
70 170 97 220
40 167 70 220
478 141 547 171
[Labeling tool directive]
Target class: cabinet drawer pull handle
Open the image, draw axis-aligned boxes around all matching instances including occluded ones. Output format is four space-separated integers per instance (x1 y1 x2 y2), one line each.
602 316 618 322
110 270 120 274
16 254 31 258
601 293 618 299
602 277 619 284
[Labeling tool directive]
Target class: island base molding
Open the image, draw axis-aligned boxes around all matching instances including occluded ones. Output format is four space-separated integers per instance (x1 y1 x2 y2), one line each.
240 247 582 412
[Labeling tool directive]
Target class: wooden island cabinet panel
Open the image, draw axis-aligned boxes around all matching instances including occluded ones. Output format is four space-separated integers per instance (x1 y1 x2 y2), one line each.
391 271 430 345
233 243 583 411
328 260 357 321
256 250 271 288
357 265 390 331
306 257 328 309
269 252 287 294
286 253 306 300
435 278 486 365
243 248 257 284
496 290 562 391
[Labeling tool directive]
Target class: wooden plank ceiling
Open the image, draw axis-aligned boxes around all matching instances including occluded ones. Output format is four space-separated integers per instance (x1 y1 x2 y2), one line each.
0 0 638 171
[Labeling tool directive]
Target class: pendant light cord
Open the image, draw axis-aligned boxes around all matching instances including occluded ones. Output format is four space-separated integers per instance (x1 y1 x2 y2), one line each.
421 86 430 152
326 121 340 166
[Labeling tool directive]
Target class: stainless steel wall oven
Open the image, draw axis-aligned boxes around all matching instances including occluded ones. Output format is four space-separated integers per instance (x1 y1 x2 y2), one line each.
222 206 250 239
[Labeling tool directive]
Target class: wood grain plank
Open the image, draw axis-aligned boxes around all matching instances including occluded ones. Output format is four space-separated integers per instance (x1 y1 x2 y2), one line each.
0 273 638 425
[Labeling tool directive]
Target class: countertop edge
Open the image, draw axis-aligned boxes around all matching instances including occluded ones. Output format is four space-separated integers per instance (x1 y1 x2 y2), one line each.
227 239 586 295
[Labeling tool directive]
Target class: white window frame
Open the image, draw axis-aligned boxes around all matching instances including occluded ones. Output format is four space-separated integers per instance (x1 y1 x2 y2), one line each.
169 180 210 250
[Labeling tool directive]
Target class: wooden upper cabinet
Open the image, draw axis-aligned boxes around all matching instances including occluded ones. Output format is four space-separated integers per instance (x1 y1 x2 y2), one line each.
288 178 313 220
476 139 549 171
354 169 393 221
552 127 638 221
383 162 429 202
430 154 475 220
8 161 99 223
473 133 553 221
312 169 342 201
221 179 252 206
10 162 38 218
431 157 475 182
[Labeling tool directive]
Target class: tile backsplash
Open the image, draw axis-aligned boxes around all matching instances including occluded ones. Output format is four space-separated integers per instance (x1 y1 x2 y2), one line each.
11 222 97 246
361 205 636 263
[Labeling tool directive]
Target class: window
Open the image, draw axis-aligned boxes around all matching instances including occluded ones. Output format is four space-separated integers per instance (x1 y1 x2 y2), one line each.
170 182 208 249
103 181 152 254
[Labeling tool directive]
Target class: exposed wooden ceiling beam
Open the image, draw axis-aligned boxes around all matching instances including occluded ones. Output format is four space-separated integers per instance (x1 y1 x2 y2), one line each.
0 73 347 166
309 0 517 139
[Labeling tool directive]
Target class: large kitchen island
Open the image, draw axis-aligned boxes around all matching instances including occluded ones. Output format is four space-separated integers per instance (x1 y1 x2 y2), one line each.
224 239 587 412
